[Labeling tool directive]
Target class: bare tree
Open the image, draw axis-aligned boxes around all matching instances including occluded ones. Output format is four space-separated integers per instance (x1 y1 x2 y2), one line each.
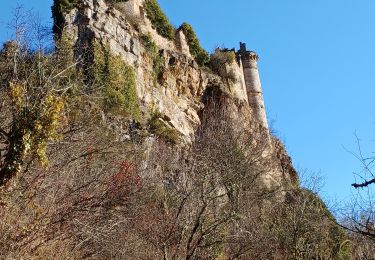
349 135 375 189
341 135 375 241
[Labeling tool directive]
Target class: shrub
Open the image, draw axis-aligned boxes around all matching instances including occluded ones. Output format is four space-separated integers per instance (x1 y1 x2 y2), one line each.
106 56 140 119
148 110 179 144
224 51 236 64
210 49 237 82
140 34 165 82
92 42 141 120
144 0 175 40
179 23 210 66
0 80 66 185
52 0 80 35
113 1 142 31
210 49 235 67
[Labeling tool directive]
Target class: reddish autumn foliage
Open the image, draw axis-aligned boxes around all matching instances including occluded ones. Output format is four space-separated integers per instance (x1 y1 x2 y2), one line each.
106 160 142 203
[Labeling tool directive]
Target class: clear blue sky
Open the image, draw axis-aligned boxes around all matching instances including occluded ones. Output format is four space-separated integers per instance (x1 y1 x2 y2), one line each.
1 0 374 204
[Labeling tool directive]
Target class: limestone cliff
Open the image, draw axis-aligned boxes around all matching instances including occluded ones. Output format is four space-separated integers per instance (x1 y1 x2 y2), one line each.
59 0 297 189
0 2 356 258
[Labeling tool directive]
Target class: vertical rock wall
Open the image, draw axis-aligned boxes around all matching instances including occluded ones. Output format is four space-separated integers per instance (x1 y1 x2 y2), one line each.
59 0 297 188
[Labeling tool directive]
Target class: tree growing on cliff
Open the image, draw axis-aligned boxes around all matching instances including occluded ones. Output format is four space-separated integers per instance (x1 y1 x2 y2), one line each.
0 8 78 186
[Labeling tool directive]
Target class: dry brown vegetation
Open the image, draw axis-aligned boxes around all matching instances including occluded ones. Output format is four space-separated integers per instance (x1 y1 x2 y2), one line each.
0 7 373 260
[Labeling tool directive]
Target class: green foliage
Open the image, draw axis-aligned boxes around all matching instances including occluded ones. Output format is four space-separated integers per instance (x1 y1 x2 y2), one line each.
148 109 179 144
55 32 82 83
210 49 235 67
92 42 141 120
52 0 80 35
144 0 175 40
224 51 236 64
3 83 65 178
56 32 75 62
140 34 158 57
179 23 210 66
140 34 165 82
209 49 237 82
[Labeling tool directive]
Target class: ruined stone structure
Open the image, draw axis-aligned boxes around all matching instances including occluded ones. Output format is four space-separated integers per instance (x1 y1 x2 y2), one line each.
238 42 269 130
215 43 269 130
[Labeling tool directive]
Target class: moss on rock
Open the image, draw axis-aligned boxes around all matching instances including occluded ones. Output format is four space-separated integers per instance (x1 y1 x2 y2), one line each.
140 34 165 83
92 42 141 120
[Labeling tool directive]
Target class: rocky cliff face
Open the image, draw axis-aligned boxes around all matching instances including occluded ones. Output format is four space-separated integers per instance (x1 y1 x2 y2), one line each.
61 0 297 189
0 2 355 258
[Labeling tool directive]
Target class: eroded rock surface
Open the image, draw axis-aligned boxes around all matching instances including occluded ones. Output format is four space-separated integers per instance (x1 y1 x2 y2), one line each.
62 0 297 188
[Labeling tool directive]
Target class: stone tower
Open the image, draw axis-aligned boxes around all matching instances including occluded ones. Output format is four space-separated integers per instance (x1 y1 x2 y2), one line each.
238 42 268 129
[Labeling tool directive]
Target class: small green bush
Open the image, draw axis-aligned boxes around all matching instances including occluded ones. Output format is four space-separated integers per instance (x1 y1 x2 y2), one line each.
140 34 158 55
224 51 236 64
144 0 175 40
92 42 141 120
209 49 236 69
209 49 237 82
140 34 165 82
148 110 179 144
52 0 80 35
179 23 210 66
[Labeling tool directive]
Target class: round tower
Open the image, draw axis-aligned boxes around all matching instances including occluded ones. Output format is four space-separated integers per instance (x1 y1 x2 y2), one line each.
239 42 268 129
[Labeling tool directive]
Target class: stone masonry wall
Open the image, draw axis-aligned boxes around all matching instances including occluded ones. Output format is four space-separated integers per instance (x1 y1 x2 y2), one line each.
240 49 269 130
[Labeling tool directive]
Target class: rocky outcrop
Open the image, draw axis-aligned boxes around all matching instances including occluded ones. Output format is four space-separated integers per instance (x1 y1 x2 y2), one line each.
60 0 297 188
63 0 217 142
